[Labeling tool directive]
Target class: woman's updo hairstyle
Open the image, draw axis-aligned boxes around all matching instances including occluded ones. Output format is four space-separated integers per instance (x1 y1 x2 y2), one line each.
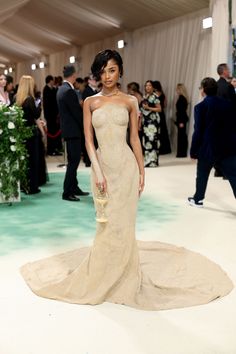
91 49 123 81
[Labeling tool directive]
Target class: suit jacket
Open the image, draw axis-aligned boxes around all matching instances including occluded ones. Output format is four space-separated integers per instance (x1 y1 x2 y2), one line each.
42 85 58 122
190 95 236 162
56 82 83 139
217 77 236 103
82 85 96 100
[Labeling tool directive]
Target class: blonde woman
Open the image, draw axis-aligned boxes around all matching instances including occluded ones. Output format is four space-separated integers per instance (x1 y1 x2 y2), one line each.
175 83 189 157
16 75 42 194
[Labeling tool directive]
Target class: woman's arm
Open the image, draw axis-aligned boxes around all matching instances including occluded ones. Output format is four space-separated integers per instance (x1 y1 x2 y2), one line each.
129 97 145 195
142 96 161 113
83 98 107 192
147 103 161 112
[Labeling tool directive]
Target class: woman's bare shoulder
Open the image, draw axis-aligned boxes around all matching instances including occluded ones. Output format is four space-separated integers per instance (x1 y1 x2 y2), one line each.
119 92 138 105
84 94 103 110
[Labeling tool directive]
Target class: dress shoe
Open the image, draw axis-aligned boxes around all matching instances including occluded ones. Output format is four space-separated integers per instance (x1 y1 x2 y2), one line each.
62 194 80 201
74 188 89 196
26 188 41 195
214 169 223 177
48 151 63 156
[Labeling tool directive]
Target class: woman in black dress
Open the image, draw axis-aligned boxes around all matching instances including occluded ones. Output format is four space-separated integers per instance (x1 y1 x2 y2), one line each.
16 76 44 194
153 81 171 154
175 83 189 157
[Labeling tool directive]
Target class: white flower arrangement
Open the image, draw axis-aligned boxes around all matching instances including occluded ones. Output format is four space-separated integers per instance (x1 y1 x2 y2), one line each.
0 104 33 201
8 121 15 129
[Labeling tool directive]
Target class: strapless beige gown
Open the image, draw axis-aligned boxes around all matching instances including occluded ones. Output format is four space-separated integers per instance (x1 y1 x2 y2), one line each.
21 104 233 310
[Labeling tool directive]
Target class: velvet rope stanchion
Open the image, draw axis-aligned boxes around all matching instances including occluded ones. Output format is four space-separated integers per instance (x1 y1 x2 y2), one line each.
57 141 67 168
47 130 61 139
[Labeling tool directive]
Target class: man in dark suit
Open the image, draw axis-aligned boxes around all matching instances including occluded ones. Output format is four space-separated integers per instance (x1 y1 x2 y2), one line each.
188 77 236 207
81 74 98 167
57 65 89 201
43 75 62 156
82 74 98 100
215 63 236 177
217 63 236 102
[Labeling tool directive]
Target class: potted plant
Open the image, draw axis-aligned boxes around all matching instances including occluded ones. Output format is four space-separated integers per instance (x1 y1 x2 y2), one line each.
0 104 32 203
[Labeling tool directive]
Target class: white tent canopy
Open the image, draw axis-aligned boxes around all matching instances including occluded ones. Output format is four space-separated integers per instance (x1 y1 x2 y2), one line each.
0 0 232 145
0 0 209 64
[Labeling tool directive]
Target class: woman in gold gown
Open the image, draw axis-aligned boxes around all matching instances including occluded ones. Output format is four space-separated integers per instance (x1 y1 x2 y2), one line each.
21 50 233 310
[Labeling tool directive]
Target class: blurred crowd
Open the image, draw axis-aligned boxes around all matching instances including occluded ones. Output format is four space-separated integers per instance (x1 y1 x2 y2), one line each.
0 61 236 202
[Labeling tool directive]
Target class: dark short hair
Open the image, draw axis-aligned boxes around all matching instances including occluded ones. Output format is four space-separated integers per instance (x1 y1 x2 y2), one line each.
200 77 218 96
127 82 140 92
6 75 13 84
152 80 163 93
63 65 76 78
76 77 84 84
217 63 228 75
45 75 54 84
91 49 123 81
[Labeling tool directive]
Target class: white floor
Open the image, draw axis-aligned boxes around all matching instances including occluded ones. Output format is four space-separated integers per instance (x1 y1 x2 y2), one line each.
1 154 236 354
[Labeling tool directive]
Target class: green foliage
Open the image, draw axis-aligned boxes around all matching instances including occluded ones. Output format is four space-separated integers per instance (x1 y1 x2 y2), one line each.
0 104 33 201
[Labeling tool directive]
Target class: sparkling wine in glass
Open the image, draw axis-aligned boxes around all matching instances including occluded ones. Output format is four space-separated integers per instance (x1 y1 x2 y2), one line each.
95 187 108 223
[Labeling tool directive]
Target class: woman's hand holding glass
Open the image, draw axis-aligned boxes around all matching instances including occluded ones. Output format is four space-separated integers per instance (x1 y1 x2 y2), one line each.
95 181 108 223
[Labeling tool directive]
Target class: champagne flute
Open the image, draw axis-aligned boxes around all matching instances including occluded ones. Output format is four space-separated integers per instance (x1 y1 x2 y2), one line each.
95 186 108 223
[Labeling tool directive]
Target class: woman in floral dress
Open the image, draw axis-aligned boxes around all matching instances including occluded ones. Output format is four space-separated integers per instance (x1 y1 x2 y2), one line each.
141 80 161 167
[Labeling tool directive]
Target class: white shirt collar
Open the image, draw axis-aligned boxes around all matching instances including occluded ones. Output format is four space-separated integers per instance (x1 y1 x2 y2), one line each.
63 80 74 90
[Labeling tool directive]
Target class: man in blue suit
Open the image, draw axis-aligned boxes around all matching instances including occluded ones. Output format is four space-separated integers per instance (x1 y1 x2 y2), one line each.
188 77 236 207
57 65 89 201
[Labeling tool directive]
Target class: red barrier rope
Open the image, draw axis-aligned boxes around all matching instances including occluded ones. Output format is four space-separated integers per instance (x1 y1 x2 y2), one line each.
47 130 61 139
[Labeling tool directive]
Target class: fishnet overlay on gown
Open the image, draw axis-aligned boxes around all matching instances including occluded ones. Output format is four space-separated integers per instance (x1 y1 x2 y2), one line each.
21 103 233 310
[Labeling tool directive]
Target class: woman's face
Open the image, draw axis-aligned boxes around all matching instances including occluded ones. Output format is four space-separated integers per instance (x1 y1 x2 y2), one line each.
176 86 180 95
0 75 7 88
127 87 135 95
100 59 120 88
145 82 153 94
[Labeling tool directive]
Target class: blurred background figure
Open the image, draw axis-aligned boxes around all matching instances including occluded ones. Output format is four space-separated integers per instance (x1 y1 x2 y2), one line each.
74 77 85 105
74 77 87 167
175 83 189 158
231 77 236 93
35 89 48 187
16 75 46 194
83 76 89 88
127 82 143 144
43 75 62 156
54 76 63 88
57 65 88 201
189 77 236 207
127 82 143 105
5 75 15 106
82 74 98 100
215 63 236 177
217 63 236 103
140 80 161 167
0 74 10 105
153 80 171 155
82 74 98 167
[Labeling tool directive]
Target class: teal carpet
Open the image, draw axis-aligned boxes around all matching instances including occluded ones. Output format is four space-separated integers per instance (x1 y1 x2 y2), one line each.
0 172 178 256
